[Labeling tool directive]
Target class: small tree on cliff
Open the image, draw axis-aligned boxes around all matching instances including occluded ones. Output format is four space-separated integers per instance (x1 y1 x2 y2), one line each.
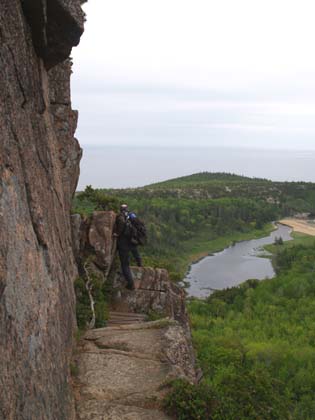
76 185 120 213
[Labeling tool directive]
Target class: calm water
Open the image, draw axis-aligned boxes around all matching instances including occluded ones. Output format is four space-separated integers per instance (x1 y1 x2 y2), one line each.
186 224 292 298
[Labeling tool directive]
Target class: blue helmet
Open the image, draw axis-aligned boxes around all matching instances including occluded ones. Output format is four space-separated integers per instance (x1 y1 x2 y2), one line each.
129 212 137 220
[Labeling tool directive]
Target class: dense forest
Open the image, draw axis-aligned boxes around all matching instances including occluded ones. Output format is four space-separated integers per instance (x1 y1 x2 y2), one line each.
73 172 315 278
165 235 315 419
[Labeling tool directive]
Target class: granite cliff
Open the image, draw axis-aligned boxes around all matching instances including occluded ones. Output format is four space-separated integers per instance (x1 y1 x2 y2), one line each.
0 1 84 419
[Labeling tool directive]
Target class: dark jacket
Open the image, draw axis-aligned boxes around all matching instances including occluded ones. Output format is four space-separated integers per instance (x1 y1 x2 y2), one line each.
114 211 132 249
114 212 127 237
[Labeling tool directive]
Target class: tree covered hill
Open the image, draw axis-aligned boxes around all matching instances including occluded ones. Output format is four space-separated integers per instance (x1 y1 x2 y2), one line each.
102 172 315 215
146 172 258 186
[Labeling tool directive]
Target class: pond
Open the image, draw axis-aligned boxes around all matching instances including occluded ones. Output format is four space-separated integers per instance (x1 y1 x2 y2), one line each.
186 224 292 298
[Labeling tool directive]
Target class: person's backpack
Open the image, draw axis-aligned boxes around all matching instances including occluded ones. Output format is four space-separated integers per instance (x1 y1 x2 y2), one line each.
126 212 147 245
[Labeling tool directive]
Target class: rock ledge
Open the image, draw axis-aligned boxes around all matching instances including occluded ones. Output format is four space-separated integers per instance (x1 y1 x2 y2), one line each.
74 318 196 420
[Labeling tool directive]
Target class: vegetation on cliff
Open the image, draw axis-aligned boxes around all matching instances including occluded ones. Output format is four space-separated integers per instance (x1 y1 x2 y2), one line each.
75 273 109 330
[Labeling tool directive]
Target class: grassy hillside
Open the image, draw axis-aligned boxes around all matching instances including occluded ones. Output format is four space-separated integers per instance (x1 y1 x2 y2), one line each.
147 172 257 187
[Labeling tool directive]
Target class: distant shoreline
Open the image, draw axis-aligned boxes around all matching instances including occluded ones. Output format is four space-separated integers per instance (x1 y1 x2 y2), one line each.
279 218 315 236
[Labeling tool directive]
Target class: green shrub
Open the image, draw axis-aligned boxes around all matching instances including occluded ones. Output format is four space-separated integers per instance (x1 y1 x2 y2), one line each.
74 276 93 330
74 270 109 330
146 310 165 321
164 379 217 420
163 372 290 420
211 369 290 420
73 185 120 216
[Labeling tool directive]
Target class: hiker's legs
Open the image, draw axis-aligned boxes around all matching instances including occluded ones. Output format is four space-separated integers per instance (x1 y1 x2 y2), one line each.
118 246 134 289
131 245 142 267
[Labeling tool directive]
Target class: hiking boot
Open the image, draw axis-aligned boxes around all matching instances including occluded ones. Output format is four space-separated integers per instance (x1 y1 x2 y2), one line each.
126 282 135 291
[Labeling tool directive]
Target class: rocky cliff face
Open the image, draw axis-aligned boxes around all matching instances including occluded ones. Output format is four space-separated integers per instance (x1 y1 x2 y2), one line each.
0 1 84 419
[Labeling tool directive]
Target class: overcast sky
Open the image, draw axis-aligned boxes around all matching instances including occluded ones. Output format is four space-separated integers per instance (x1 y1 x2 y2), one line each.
71 0 315 151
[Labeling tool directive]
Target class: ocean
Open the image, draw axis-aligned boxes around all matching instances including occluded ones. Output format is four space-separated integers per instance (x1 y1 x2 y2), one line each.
77 146 315 190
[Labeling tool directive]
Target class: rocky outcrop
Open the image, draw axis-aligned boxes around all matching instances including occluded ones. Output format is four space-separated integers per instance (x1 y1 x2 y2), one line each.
87 211 117 275
0 1 84 419
112 267 189 327
74 319 196 420
22 0 85 69
49 60 83 207
71 211 117 276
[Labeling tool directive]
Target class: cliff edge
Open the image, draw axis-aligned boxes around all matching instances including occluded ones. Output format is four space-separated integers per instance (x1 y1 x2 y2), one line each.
0 1 84 419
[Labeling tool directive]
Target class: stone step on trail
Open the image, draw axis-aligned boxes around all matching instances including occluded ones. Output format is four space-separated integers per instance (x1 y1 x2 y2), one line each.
107 311 147 327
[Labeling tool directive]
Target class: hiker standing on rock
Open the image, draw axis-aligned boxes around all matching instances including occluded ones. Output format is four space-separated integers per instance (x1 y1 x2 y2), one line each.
114 204 146 290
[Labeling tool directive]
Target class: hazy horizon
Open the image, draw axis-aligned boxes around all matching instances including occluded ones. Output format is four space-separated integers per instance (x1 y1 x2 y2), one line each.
72 1 315 190
77 145 315 190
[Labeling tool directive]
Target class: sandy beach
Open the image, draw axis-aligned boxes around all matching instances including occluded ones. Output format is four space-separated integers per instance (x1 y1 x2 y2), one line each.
279 218 315 236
